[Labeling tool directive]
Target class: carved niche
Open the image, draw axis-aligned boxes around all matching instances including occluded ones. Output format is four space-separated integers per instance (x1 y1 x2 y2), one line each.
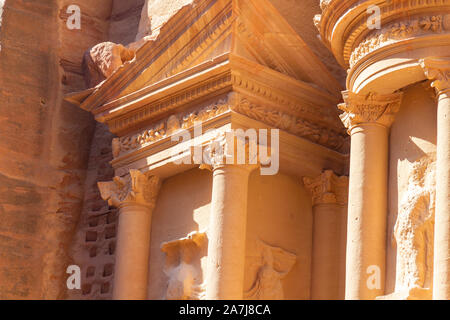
161 231 208 300
244 240 297 300
390 154 436 299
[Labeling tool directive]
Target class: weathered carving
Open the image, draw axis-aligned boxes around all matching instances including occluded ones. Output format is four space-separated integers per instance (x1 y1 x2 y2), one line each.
350 15 448 67
420 57 450 95
303 170 349 206
392 155 436 299
338 91 403 131
320 0 332 11
97 169 161 208
83 42 135 87
161 231 207 300
245 241 296 300
313 14 322 31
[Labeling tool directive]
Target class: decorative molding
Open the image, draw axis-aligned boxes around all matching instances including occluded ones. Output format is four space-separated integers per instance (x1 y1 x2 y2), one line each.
112 99 231 158
97 169 161 209
338 91 403 131
108 70 338 136
111 94 349 160
350 15 448 68
234 98 348 153
303 170 349 206
420 57 450 95
109 74 232 133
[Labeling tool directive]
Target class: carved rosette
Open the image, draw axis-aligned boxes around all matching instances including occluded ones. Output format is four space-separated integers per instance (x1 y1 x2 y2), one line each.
97 169 161 209
420 57 450 95
338 91 403 132
303 170 349 206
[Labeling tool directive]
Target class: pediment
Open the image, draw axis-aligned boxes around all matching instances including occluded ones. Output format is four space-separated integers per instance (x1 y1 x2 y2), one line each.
66 0 343 112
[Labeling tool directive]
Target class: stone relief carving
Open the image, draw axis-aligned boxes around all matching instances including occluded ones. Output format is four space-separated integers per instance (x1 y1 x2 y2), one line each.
161 231 207 300
391 155 436 299
234 99 348 152
112 99 230 158
112 94 349 158
244 241 296 300
350 15 449 67
338 91 403 131
97 169 161 208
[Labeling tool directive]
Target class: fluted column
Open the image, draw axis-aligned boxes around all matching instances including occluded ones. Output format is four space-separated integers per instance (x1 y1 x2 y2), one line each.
421 57 450 300
304 170 349 300
339 91 403 300
98 170 161 300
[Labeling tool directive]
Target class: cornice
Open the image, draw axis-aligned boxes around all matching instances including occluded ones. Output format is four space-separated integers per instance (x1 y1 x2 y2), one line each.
93 55 342 139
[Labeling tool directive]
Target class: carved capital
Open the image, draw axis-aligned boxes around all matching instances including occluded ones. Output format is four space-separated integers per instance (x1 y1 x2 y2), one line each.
338 91 403 132
303 170 349 206
199 131 260 172
98 169 161 209
420 57 450 95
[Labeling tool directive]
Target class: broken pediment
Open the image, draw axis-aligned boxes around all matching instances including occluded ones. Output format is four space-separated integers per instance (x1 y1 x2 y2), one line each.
66 0 342 112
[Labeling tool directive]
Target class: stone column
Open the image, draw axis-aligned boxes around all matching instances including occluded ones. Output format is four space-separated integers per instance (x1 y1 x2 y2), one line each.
202 132 258 300
421 57 450 300
304 170 349 300
339 91 403 300
98 169 161 300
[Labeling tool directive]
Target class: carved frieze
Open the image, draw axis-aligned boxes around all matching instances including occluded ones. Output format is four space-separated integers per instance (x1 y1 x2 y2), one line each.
234 99 348 152
97 169 161 208
112 99 230 158
111 95 349 160
303 170 349 206
338 91 403 131
350 15 449 68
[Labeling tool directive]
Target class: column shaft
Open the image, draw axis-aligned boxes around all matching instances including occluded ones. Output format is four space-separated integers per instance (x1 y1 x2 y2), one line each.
346 123 389 300
113 204 153 300
205 165 252 300
311 203 341 299
433 91 450 299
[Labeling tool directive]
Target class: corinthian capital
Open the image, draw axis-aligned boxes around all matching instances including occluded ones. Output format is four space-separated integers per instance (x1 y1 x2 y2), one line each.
420 57 450 95
303 170 349 206
338 91 403 132
98 170 161 209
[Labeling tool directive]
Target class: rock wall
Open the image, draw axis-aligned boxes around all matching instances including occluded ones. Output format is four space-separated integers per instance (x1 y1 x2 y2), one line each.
66 0 145 300
0 0 111 299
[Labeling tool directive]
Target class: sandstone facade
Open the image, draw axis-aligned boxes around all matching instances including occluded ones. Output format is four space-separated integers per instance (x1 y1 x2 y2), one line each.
0 0 448 300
